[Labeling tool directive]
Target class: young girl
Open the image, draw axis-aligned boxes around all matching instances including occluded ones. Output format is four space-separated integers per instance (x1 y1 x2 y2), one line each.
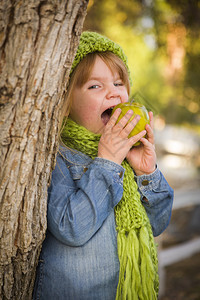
33 31 173 300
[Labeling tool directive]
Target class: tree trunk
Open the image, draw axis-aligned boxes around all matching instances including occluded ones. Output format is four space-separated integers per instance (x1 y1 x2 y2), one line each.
0 0 88 299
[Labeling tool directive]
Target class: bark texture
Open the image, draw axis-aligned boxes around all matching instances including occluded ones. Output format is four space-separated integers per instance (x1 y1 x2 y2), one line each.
0 0 88 299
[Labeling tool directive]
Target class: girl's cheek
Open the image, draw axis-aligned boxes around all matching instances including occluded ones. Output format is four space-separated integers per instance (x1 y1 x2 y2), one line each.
122 90 129 102
121 98 128 104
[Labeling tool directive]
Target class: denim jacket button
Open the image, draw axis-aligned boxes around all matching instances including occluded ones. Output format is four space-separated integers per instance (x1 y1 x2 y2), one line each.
119 171 123 178
83 167 88 173
142 179 149 186
143 196 149 204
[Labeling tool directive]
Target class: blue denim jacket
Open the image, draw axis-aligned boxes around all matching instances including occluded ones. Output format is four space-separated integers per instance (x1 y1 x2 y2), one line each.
33 146 173 300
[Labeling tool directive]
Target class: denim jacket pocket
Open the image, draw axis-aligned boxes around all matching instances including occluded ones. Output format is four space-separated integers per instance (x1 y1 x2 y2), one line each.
69 164 90 180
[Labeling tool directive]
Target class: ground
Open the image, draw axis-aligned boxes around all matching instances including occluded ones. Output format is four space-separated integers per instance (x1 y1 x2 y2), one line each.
160 252 200 300
159 205 200 300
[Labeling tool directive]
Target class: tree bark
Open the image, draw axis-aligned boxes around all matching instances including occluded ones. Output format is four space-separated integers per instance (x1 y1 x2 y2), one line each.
0 0 88 299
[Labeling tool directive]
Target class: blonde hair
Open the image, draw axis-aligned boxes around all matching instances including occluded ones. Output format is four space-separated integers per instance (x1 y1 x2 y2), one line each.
60 51 130 134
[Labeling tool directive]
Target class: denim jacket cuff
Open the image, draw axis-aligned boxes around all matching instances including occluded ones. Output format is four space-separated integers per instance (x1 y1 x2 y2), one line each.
94 157 125 183
134 167 161 205
134 166 159 187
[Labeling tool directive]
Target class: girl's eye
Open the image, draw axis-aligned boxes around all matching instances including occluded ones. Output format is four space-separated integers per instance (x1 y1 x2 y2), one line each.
114 82 124 87
88 85 99 89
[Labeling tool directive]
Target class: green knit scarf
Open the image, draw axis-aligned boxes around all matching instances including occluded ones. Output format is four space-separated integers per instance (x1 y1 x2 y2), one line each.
61 118 159 300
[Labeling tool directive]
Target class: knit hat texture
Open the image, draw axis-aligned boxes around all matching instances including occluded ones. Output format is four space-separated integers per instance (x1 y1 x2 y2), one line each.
70 31 131 80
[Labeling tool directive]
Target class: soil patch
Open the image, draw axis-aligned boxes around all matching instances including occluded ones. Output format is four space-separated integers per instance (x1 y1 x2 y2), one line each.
160 252 200 300
159 204 200 299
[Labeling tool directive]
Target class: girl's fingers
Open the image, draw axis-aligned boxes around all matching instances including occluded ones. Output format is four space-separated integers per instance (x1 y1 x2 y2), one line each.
112 110 134 133
122 114 140 136
106 108 122 129
145 123 154 145
149 111 154 129
106 109 141 138
140 136 151 146
128 130 146 146
113 111 142 138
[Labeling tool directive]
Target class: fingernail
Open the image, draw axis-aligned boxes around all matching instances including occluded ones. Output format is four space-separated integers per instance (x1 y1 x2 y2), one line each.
127 110 133 114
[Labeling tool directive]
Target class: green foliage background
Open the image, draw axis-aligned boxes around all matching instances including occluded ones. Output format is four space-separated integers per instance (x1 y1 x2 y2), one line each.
83 0 200 129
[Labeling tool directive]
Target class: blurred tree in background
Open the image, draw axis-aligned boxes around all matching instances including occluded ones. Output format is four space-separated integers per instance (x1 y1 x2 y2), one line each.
84 0 200 128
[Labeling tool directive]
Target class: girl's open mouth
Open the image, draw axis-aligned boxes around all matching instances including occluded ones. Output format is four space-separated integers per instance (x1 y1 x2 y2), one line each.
101 106 115 125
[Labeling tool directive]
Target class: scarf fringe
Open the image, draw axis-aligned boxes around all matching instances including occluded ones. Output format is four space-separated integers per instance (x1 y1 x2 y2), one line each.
116 226 158 300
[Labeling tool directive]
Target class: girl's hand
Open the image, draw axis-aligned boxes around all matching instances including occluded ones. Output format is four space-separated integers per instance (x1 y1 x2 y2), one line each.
98 108 146 165
126 111 157 175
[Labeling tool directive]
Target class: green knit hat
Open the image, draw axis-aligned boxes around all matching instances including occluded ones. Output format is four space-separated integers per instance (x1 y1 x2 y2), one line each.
70 31 131 83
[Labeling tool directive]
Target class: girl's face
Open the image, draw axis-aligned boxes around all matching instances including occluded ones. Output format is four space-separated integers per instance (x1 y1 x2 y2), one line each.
69 56 129 134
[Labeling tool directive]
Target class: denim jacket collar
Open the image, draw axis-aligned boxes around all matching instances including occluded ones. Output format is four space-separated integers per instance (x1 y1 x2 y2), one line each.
58 144 93 167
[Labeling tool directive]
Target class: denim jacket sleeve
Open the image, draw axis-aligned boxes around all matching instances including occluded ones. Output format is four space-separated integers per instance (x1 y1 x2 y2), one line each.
47 154 125 247
135 168 174 237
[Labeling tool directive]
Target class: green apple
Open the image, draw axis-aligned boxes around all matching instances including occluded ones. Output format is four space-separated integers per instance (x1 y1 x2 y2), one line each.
111 102 150 146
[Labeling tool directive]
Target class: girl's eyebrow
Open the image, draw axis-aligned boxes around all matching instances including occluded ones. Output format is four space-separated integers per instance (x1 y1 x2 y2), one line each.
87 76 108 81
87 76 121 81
87 77 102 81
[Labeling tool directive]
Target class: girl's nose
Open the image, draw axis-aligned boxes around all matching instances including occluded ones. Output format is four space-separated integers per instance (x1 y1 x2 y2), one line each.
106 86 120 100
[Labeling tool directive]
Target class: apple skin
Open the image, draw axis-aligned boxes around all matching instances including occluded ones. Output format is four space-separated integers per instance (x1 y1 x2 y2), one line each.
111 102 150 146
